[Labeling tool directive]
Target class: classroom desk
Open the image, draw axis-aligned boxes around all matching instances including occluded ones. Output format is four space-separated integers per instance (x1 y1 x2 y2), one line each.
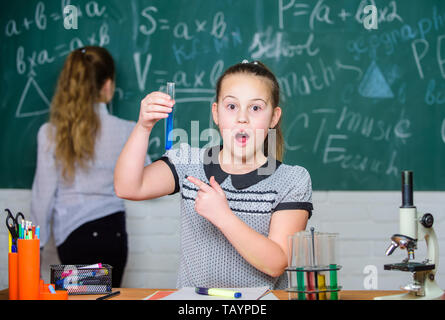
0 288 408 300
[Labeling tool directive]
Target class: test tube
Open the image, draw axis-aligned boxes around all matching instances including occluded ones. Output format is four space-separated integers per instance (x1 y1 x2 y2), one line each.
316 233 329 300
296 267 306 300
327 233 339 300
288 232 306 300
304 232 316 300
317 273 327 300
310 228 319 300
165 82 175 150
295 233 306 300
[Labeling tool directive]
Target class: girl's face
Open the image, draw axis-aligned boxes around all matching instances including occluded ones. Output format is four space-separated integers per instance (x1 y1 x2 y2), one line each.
212 73 281 164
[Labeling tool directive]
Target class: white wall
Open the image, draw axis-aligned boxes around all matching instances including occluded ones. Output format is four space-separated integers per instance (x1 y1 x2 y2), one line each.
1 189 444 292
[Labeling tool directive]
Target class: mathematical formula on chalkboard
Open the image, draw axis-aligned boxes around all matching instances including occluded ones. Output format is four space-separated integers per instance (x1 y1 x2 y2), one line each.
1 0 444 190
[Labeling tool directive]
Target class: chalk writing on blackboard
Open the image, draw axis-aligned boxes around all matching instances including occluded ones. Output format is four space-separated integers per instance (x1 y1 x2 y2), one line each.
5 1 107 38
441 119 445 144
16 74 50 118
1 0 445 190
358 61 394 99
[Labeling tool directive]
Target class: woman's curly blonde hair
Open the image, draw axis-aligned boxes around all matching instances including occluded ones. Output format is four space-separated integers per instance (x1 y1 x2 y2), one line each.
49 46 114 182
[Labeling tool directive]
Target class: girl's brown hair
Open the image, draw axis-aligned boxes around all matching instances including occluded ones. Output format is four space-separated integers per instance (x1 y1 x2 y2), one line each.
49 46 115 182
215 61 284 161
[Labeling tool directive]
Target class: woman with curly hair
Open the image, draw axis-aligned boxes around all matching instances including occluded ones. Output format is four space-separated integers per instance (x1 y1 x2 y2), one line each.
30 46 149 288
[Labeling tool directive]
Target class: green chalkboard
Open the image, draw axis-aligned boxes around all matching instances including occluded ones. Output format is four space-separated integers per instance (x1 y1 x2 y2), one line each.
1 0 445 190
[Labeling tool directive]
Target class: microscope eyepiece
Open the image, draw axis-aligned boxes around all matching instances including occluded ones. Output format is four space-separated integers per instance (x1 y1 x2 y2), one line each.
401 170 414 208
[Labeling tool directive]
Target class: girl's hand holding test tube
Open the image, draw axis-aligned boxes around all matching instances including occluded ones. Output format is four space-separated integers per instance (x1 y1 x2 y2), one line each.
138 92 175 131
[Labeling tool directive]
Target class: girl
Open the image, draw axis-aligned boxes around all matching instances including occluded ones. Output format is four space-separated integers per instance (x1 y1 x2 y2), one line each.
114 61 313 289
31 46 149 288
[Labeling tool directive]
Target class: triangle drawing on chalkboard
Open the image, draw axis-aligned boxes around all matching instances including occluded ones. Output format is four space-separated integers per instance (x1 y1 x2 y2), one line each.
358 61 394 99
16 76 50 118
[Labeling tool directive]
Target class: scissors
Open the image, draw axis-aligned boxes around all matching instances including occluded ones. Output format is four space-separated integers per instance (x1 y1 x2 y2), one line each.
5 208 25 242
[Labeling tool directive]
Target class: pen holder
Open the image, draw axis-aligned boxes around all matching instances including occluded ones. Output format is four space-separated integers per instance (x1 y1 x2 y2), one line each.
37 279 68 300
39 290 69 300
8 252 18 300
39 284 69 300
17 239 40 300
50 264 112 295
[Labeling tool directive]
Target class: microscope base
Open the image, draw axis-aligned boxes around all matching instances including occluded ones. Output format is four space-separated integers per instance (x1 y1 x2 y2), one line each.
374 292 444 300
374 276 444 300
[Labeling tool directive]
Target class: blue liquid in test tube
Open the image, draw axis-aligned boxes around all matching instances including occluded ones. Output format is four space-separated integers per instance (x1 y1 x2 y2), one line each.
165 82 175 150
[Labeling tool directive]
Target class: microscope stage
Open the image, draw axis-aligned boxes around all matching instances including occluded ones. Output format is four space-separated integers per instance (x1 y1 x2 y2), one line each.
384 262 435 272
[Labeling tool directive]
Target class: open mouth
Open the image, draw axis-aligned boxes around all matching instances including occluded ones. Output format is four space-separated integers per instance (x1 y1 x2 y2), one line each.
235 131 250 146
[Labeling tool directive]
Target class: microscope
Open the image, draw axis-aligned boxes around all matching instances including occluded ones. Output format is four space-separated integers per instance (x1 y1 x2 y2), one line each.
375 171 444 300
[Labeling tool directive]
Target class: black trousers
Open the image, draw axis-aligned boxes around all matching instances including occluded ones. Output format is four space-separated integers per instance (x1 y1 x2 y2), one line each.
57 211 128 288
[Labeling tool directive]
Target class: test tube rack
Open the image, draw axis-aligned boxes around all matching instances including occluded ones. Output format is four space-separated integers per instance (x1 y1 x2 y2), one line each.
286 264 342 300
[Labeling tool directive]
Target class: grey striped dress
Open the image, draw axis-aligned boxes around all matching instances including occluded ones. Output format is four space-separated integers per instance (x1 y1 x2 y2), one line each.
159 143 313 289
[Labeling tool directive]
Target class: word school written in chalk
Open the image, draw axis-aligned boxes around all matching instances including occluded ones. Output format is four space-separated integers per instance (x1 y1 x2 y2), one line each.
178 304 267 317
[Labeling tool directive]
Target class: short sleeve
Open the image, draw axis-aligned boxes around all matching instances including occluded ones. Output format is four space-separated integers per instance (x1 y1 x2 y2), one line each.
273 166 313 218
157 143 192 195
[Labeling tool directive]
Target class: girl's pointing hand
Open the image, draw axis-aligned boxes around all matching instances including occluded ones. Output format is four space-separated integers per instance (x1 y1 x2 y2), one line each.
186 175 232 227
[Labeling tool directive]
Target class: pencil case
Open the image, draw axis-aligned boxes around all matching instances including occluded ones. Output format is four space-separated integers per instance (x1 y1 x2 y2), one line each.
50 264 112 295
